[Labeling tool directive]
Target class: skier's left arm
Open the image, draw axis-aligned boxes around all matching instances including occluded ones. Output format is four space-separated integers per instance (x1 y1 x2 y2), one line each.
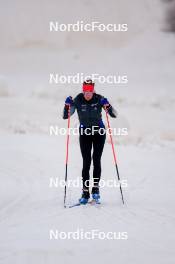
100 97 117 118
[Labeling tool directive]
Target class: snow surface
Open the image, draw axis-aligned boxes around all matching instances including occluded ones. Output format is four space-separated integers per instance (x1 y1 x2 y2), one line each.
0 0 175 263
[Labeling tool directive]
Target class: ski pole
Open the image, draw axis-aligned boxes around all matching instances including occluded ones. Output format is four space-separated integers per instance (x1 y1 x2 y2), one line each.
105 107 125 204
64 105 71 208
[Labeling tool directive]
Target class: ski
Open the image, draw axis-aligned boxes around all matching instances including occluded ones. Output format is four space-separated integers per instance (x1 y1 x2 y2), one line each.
68 202 81 208
89 199 101 205
68 199 101 208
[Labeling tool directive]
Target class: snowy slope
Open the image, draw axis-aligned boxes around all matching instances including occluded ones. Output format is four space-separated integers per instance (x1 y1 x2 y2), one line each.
0 135 175 264
0 0 175 264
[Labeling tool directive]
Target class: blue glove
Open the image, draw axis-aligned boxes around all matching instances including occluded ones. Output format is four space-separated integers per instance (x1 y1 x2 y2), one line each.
101 98 109 106
65 96 73 106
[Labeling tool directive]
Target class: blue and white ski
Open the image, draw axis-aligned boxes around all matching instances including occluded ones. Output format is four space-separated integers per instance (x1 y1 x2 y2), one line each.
68 199 101 208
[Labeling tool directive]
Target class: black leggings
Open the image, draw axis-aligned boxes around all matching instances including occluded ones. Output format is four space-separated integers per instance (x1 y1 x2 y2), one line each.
79 132 106 192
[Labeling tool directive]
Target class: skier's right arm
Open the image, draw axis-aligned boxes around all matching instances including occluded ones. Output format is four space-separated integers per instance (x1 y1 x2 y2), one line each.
63 96 76 119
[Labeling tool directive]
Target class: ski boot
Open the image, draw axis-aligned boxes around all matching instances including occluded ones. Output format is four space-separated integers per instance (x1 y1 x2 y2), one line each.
79 190 90 204
91 187 101 204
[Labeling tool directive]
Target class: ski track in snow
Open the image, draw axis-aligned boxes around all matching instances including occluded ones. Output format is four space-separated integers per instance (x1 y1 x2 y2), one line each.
0 135 175 263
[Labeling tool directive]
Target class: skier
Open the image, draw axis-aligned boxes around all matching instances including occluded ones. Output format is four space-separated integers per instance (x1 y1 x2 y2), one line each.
63 79 117 204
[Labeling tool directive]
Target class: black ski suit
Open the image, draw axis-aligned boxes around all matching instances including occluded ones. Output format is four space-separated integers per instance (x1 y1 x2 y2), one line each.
63 93 117 194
